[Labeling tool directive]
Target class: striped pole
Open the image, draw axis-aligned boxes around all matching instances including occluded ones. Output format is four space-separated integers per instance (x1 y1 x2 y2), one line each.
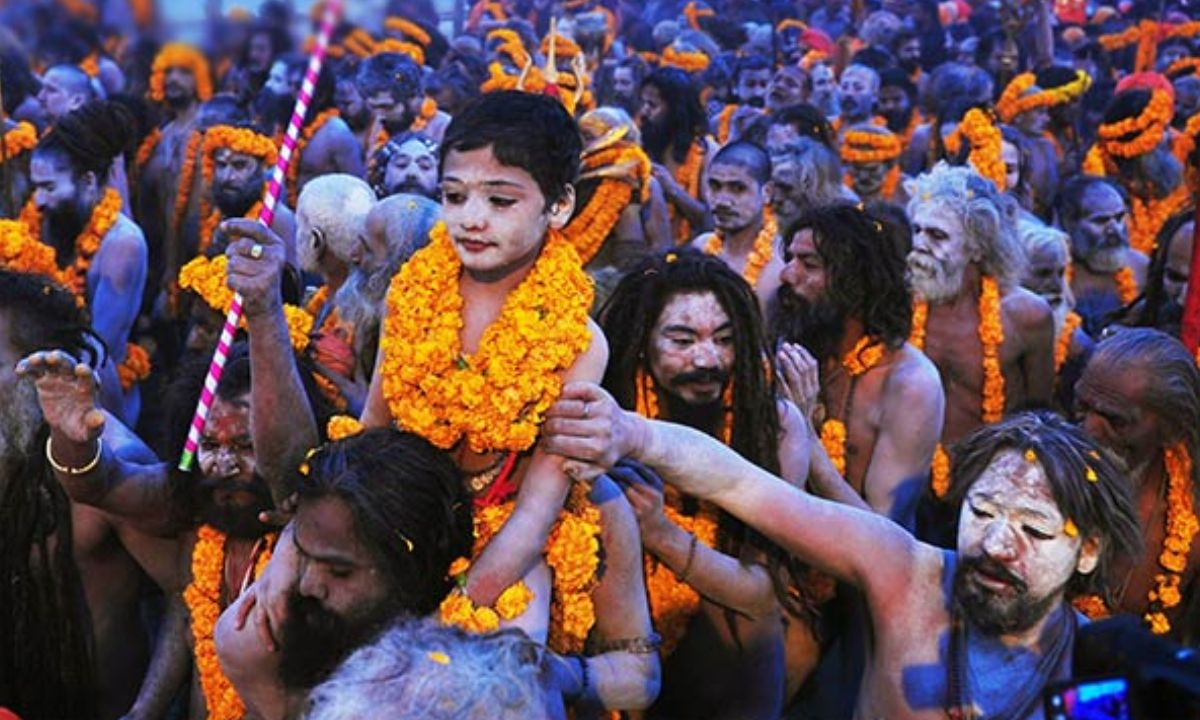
179 0 344 471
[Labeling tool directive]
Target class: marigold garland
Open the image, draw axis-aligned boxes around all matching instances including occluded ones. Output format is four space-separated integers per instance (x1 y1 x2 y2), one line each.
376 38 426 66
170 130 205 237
670 141 705 245
134 127 162 170
660 46 710 74
184 525 275 720
565 179 634 264
841 129 902 163
411 97 438 132
1075 443 1196 635
440 483 601 653
1114 265 1139 306
1054 311 1083 372
996 71 1091 124
148 43 213 103
198 200 263 255
178 254 314 352
715 104 738 145
78 53 101 79
702 209 777 288
326 414 364 441
286 109 340 206
117 342 151 392
683 1 714 31
819 337 887 476
1098 89 1173 159
384 16 432 47
1128 183 1192 255
1 121 37 162
0 219 64 281
911 277 1005 496
21 187 122 300
948 109 1007 191
380 221 593 453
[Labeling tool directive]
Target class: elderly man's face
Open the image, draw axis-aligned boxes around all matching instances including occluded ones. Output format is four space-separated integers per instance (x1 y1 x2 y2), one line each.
384 138 440 200
1068 184 1128 274
907 201 973 303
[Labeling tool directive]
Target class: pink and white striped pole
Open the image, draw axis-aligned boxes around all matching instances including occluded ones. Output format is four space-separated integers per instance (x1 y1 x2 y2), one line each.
179 0 344 471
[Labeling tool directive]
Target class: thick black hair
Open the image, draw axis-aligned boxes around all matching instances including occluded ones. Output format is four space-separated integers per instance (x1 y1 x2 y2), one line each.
710 140 772 185
784 203 914 348
356 51 422 102
439 91 581 206
293 428 473 616
0 49 40 116
769 103 837 150
945 411 1143 603
34 100 133 181
879 67 917 99
733 53 772 84
641 67 707 164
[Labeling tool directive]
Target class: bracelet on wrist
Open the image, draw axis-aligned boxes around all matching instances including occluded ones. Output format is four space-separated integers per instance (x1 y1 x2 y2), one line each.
46 436 103 475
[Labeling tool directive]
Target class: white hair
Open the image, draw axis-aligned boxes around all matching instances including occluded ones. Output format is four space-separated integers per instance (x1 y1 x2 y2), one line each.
296 174 377 272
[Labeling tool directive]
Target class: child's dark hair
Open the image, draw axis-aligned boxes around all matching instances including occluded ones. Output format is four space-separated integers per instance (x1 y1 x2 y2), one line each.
439 91 581 206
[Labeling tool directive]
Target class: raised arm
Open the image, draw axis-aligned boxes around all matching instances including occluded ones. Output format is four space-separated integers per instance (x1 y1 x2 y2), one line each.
224 219 320 504
543 382 921 603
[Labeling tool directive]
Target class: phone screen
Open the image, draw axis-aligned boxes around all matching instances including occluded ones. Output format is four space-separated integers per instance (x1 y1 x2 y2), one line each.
1044 676 1132 720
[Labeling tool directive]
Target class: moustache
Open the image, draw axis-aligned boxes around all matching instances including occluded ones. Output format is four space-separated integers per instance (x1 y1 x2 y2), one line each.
962 554 1028 593
670 369 729 388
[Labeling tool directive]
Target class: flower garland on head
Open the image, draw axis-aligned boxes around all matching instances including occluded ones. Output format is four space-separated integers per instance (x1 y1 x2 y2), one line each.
1097 89 1173 160
1075 443 1197 635
946 109 1006 191
376 38 426 66
660 46 710 74
1054 311 1082 372
286 109 340 207
148 43 214 104
670 141 705 245
1128 183 1192 255
380 221 593 453
440 483 602 653
200 125 278 232
841 129 903 200
820 336 886 475
910 277 1005 497
996 71 1092 124
384 17 432 48
173 130 204 237
1114 266 1139 306
2 122 37 162
184 525 275 720
343 29 377 58
178 255 314 351
1167 57 1200 80
702 209 778 288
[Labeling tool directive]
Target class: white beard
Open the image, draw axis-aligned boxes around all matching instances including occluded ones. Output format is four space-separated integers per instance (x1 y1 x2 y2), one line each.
907 252 967 303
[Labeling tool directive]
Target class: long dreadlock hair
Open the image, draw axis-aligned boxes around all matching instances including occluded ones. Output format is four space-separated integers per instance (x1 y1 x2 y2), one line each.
598 250 809 617
0 270 102 719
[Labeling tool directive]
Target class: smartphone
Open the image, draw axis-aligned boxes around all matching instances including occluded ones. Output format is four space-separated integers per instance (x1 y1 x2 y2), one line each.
1044 676 1133 720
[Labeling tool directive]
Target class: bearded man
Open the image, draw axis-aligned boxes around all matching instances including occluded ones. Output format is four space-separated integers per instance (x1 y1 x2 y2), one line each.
711 55 771 145
840 123 908 205
835 64 881 134
1056 175 1148 337
690 141 783 312
765 64 807 114
1018 224 1093 413
543 390 1143 720
375 132 440 199
905 163 1054 454
135 43 212 283
769 138 847 234
0 54 37 218
0 270 167 720
357 52 450 152
1075 328 1200 645
333 61 374 158
639 67 715 244
878 68 921 146
598 249 816 719
1034 66 1093 176
27 101 148 422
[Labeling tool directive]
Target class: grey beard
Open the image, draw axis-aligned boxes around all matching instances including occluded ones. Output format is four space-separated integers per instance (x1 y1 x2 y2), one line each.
334 264 394 332
1081 246 1126 275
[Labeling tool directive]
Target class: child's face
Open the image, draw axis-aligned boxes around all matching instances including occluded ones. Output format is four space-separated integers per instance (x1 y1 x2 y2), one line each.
440 145 573 280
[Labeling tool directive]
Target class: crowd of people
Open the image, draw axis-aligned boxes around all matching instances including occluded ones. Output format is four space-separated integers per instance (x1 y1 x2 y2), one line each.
1 0 1199 717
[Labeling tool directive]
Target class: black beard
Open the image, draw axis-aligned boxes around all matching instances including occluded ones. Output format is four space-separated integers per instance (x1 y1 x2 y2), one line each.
214 183 263 218
277 591 393 689
640 116 672 162
385 178 438 200
43 200 88 258
194 472 273 539
770 285 846 362
382 107 417 136
662 390 726 438
883 108 912 134
954 554 1061 636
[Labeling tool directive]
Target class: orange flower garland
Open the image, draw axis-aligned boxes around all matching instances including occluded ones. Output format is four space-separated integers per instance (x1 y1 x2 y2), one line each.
670 141 705 245
380 221 593 453
384 17 432 47
172 130 204 237
2 121 37 161
911 277 1005 496
440 483 601 653
148 44 213 103
184 525 274 720
376 38 426 66
0 219 64 281
1114 266 1139 305
702 209 778 288
198 200 264 254
1075 443 1196 635
715 104 738 145
841 129 902 164
326 414 364 441
20 187 122 300
1128 183 1192 255
565 179 634 264
660 46 710 74
411 97 438 132
1097 89 1173 159
134 127 162 169
78 53 101 78
996 71 1091 124
948 109 1006 191
117 343 152 392
1054 311 1083 372
286 109 340 206
820 336 886 476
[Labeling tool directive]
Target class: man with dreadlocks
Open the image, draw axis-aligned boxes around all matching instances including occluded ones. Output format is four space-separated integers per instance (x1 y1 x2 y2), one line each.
357 52 450 159
26 100 148 423
1074 328 1200 645
546 388 1144 719
905 163 1054 500
0 267 165 720
597 248 821 718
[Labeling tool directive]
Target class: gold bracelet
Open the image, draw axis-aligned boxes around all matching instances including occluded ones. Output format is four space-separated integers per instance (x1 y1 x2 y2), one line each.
46 436 103 475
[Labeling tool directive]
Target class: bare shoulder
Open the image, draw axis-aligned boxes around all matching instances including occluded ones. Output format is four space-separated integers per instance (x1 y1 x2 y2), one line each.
883 344 943 411
567 316 610 382
1000 285 1053 332
691 231 716 249
99 215 148 264
1127 248 1150 283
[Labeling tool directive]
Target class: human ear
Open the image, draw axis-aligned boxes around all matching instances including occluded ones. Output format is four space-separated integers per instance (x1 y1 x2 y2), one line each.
547 184 576 230
1075 535 1101 576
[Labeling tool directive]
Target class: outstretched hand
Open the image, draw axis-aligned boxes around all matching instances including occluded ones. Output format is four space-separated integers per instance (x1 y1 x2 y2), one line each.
17 350 106 444
543 382 645 482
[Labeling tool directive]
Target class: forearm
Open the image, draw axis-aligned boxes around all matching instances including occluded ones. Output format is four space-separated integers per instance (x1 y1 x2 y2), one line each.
669 191 710 231
48 428 173 532
643 519 776 619
553 651 660 713
125 595 191 720
246 306 318 503
807 439 871 512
